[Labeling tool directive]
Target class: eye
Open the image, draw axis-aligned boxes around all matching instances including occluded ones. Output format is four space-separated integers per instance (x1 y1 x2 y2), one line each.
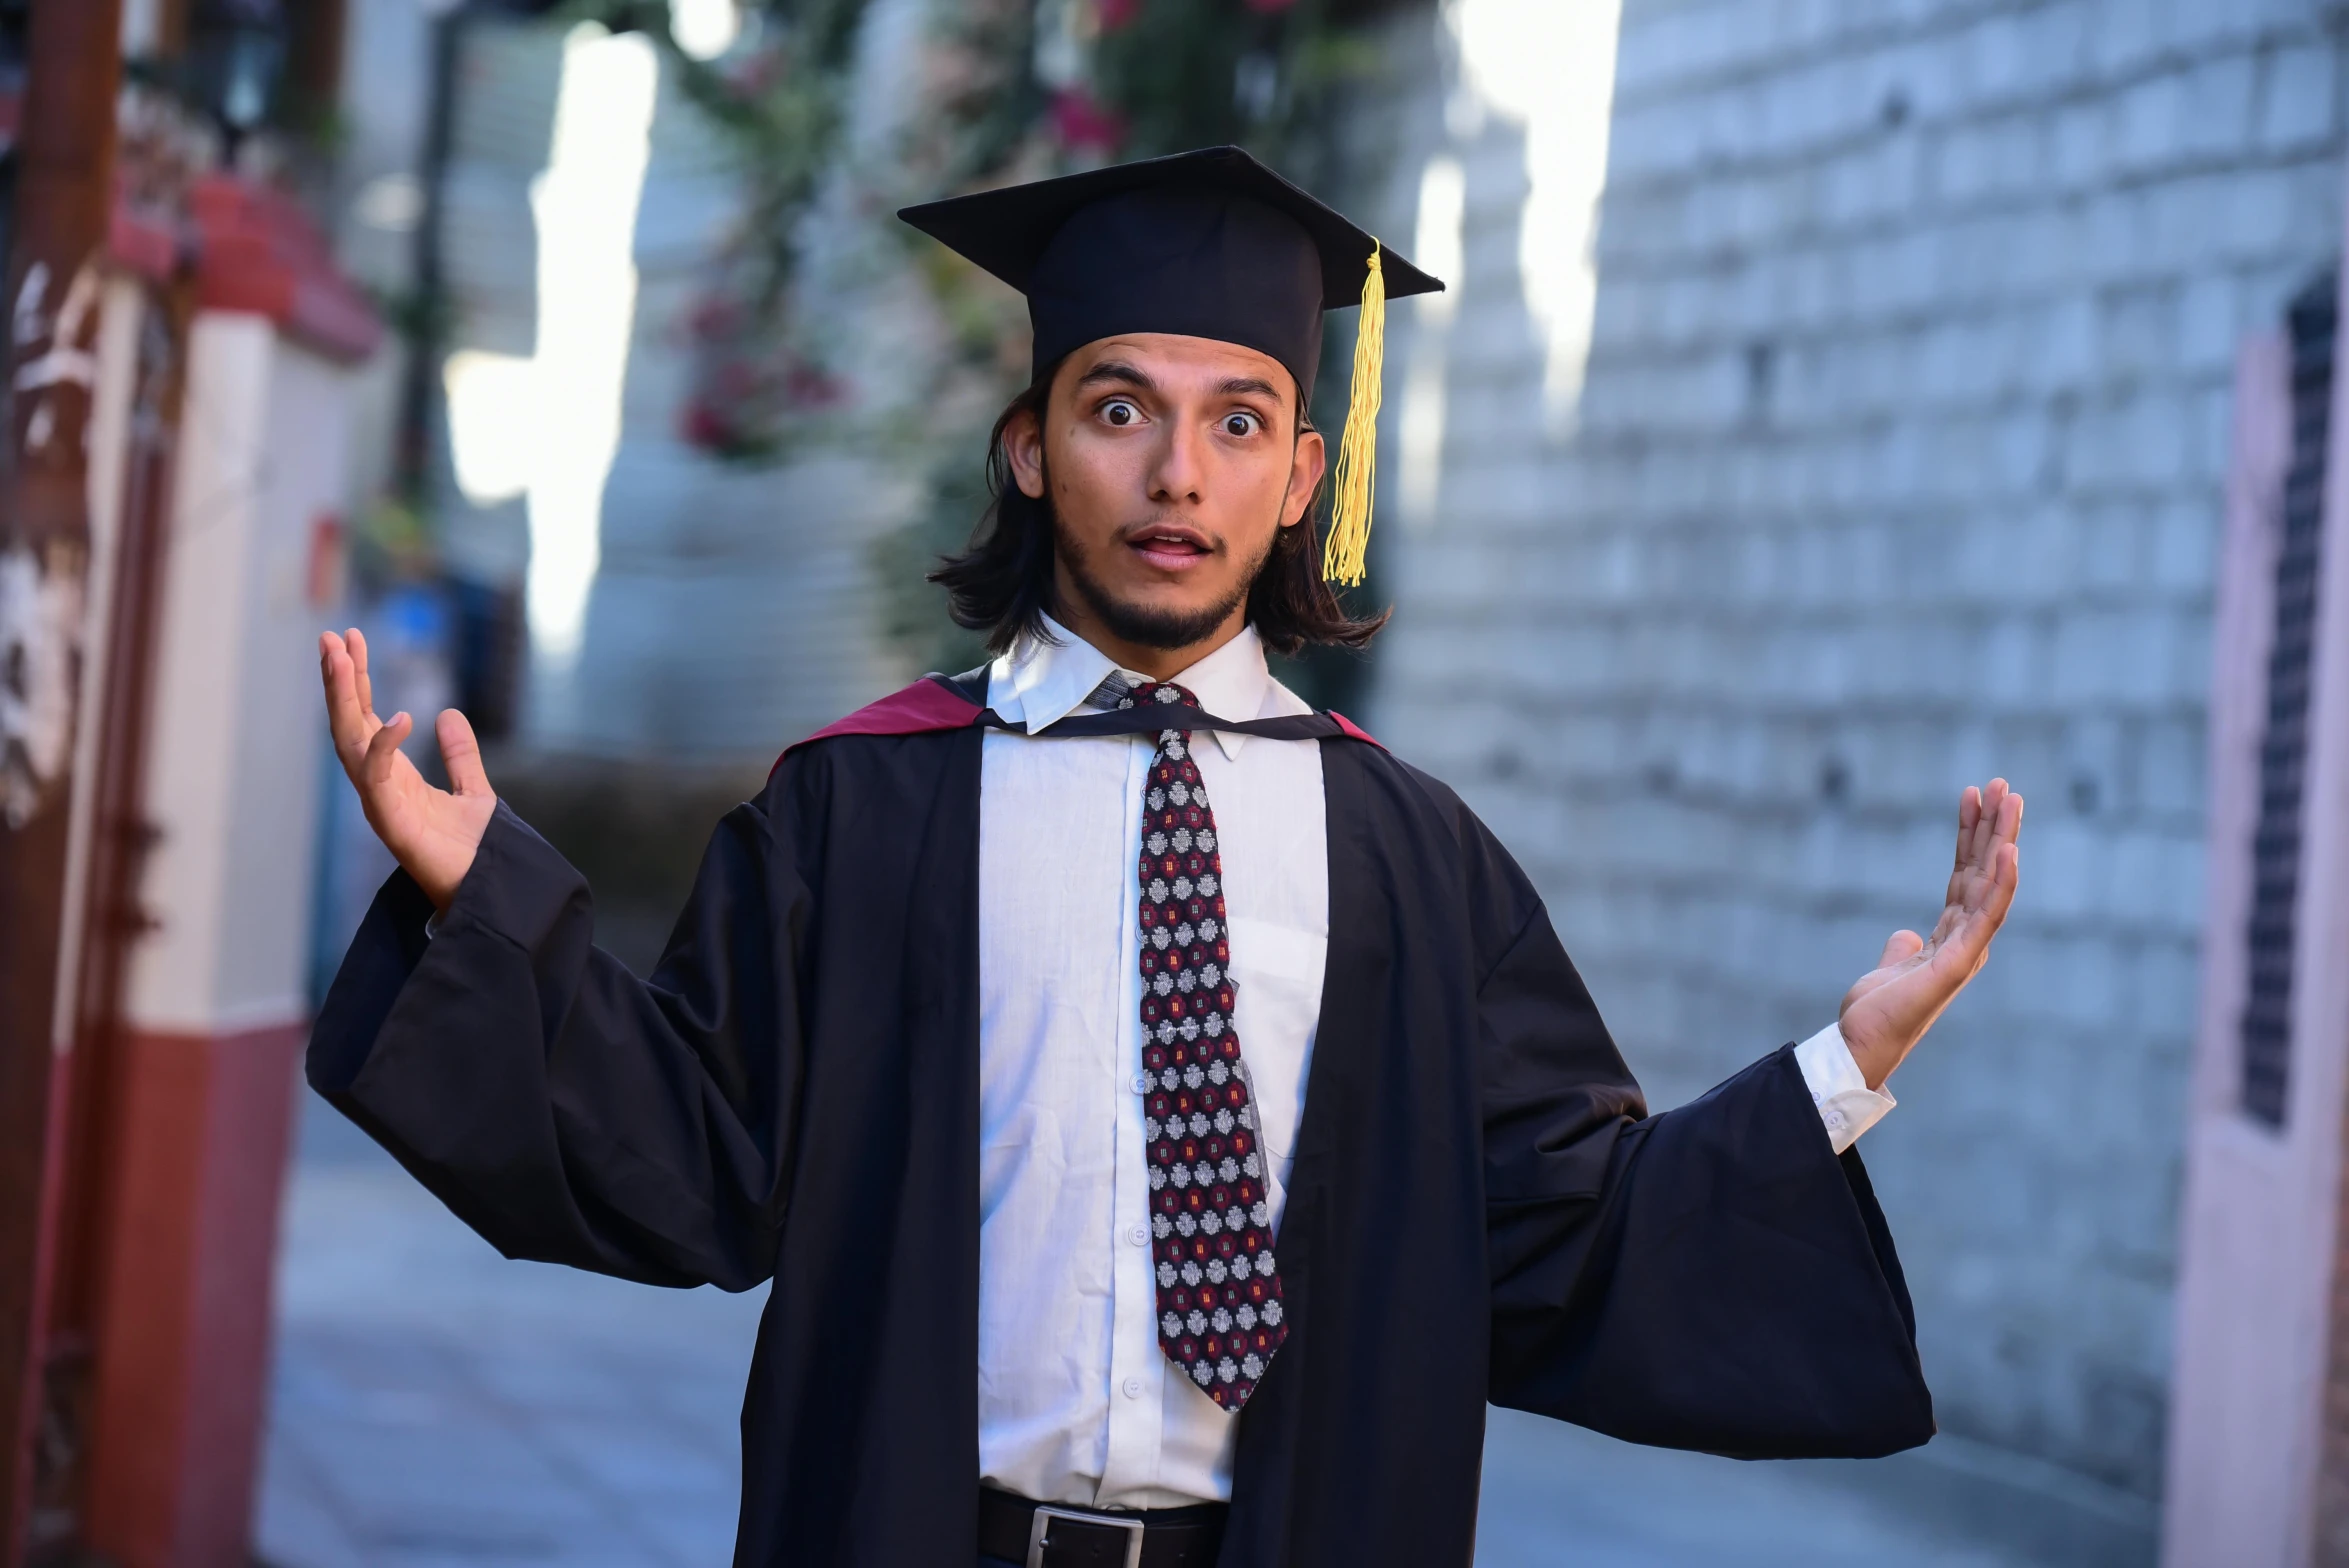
1102 399 1142 427
1220 411 1260 438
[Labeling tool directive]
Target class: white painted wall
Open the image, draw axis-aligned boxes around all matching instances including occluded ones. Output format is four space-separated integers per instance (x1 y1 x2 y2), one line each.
127 316 345 1036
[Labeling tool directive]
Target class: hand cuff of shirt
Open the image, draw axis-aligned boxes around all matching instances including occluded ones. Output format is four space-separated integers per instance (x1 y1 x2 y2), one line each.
1793 1022 1894 1156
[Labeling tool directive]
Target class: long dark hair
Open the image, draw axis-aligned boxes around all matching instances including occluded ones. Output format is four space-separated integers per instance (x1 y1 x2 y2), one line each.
928 366 1389 658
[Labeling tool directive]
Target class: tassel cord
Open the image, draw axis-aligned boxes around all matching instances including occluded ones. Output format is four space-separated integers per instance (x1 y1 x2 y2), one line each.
1322 243 1386 587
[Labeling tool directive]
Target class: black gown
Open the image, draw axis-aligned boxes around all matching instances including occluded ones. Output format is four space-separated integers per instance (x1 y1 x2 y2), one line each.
309 676 1933 1568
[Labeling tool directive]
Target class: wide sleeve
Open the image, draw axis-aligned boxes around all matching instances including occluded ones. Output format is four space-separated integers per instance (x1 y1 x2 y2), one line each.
1479 903 1935 1459
307 795 805 1292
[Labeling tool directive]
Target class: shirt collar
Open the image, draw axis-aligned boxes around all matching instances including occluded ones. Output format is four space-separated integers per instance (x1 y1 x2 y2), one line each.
987 615 1277 759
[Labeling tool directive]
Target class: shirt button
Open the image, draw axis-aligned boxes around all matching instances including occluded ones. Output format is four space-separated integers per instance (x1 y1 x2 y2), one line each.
1130 1225 1149 1246
1133 1073 1150 1093
1123 1377 1145 1399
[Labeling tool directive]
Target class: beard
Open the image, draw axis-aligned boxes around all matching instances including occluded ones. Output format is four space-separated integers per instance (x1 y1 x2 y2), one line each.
1050 500 1280 653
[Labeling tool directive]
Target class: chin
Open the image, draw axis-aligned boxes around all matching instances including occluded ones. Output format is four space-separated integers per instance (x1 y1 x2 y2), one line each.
1085 580 1245 652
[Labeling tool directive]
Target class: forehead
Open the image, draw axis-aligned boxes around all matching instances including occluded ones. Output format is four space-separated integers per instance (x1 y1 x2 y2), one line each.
1058 333 1299 402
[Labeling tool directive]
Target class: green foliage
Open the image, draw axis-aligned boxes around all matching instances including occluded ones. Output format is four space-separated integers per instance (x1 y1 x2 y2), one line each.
654 0 869 312
915 0 1050 191
562 0 872 457
1091 0 1380 170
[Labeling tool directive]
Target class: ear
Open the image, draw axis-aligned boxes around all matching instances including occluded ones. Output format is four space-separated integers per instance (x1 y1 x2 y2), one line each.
1281 426 1328 530
1007 402 1047 501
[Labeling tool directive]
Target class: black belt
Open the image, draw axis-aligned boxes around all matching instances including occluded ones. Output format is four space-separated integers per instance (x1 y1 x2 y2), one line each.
979 1486 1227 1568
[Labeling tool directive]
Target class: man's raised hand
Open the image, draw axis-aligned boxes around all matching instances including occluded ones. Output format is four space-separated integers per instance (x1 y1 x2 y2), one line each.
1835 778 2025 1091
320 628 497 911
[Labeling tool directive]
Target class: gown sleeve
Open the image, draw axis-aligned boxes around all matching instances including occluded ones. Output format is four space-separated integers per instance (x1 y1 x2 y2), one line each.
1477 892 1935 1459
307 795 804 1292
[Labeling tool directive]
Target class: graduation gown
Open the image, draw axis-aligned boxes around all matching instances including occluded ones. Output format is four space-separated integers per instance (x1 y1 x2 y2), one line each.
309 676 1934 1568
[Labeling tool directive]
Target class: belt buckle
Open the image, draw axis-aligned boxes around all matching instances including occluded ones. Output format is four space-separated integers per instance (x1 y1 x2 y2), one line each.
1027 1504 1146 1568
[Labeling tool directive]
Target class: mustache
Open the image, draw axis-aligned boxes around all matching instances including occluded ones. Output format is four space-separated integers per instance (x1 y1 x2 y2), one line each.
1117 517 1226 552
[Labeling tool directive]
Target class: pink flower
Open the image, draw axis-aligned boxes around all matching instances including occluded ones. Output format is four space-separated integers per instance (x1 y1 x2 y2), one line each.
686 297 745 340
1050 88 1126 153
725 48 784 99
681 399 733 451
785 359 846 409
713 361 764 400
1098 0 1143 29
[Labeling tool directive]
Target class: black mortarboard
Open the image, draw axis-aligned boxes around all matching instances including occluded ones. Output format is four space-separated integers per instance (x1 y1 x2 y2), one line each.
899 146 1448 584
898 145 1440 401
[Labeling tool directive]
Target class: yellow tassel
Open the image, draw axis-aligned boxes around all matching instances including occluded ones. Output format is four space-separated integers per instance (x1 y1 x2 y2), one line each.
1322 242 1385 587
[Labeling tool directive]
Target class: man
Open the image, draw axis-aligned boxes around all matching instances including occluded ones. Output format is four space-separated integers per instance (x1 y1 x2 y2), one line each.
312 147 2023 1568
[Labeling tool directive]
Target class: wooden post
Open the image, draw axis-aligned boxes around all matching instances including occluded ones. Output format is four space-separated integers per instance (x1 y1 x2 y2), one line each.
0 0 123 1557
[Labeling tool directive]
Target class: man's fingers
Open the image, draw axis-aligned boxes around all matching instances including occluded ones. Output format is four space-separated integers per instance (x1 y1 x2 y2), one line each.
1982 779 2013 860
1952 785 1980 870
1970 786 2022 897
1968 779 2006 870
348 627 376 719
320 632 375 762
1939 842 2022 974
1953 782 1994 881
1984 841 2020 925
1953 778 2019 884
363 711 412 787
320 630 346 721
438 708 493 797
1878 929 1925 969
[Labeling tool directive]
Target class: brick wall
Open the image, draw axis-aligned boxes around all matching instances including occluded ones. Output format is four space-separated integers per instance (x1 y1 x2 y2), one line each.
1367 0 2349 1495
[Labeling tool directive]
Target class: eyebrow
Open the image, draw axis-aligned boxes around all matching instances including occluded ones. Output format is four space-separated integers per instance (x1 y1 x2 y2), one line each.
1073 362 1285 403
1217 376 1283 401
1073 360 1159 393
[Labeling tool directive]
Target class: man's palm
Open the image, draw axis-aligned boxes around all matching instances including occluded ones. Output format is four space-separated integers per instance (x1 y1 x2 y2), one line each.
1838 779 2024 1090
320 628 496 910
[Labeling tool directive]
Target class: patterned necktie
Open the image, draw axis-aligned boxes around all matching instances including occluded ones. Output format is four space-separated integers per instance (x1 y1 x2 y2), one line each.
1121 679 1287 1411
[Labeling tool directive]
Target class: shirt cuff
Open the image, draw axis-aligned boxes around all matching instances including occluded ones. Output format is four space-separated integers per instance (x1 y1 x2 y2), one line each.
1793 1021 1895 1156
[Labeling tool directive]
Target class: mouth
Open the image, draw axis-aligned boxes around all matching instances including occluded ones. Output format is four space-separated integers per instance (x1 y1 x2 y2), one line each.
1125 523 1217 573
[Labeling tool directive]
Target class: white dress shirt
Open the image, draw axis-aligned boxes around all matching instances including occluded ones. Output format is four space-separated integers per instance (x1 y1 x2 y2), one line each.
972 617 1893 1511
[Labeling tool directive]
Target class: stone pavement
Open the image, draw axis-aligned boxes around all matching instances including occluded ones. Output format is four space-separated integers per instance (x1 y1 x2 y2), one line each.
259 1090 2156 1567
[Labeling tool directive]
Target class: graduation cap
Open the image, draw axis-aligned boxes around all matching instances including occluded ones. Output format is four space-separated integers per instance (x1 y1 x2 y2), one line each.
899 146 1445 586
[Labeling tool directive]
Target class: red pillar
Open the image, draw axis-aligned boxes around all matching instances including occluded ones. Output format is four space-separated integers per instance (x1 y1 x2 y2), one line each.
0 0 124 1556
66 177 378 1568
79 1025 306 1568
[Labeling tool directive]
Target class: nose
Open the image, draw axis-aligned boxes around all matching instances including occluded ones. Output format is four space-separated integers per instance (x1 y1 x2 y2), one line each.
1147 415 1206 507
